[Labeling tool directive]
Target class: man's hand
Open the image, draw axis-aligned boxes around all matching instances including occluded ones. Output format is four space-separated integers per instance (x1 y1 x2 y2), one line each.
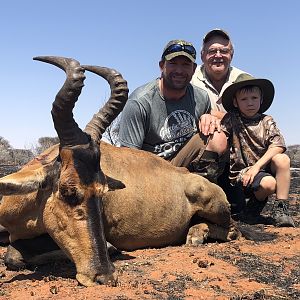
199 114 221 136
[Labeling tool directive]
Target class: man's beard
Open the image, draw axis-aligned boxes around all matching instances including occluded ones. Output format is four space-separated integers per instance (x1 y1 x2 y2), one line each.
162 73 189 91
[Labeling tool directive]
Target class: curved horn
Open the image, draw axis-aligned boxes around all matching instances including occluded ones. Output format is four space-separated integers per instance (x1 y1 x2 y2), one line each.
82 66 129 142
33 56 90 147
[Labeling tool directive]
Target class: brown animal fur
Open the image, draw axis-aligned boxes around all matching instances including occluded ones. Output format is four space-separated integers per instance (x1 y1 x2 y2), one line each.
0 57 238 287
0 143 234 247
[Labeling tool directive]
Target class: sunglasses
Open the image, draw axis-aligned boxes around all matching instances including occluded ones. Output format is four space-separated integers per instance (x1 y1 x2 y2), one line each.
162 44 196 59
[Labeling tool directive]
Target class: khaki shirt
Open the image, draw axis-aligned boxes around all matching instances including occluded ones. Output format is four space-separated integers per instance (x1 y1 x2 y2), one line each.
191 65 248 112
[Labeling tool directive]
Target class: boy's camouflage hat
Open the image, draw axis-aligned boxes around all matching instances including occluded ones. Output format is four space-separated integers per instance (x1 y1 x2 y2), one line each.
161 40 196 63
222 73 275 113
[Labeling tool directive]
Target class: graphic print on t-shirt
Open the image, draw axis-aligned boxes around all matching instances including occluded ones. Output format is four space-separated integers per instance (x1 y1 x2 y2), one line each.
155 110 197 158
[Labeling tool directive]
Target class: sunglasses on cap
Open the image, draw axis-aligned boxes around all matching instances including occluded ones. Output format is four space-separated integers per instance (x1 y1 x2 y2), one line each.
162 43 196 60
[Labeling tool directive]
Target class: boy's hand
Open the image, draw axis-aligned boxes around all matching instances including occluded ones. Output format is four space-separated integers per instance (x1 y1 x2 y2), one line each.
242 165 260 187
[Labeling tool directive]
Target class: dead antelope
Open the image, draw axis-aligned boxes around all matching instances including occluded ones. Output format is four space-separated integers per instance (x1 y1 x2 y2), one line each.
0 56 241 287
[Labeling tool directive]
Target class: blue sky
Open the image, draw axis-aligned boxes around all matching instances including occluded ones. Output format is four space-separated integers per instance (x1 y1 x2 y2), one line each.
1 0 299 148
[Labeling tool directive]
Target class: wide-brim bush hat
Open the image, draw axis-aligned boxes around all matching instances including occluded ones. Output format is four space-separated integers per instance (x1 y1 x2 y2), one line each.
222 73 275 113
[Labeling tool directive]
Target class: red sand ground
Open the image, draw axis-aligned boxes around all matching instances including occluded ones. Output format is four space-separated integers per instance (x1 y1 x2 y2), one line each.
0 194 299 300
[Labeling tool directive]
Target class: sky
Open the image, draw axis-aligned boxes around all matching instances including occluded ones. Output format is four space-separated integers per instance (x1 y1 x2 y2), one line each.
1 0 299 149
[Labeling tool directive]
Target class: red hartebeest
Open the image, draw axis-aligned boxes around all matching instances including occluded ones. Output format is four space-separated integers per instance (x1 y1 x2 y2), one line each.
0 57 241 286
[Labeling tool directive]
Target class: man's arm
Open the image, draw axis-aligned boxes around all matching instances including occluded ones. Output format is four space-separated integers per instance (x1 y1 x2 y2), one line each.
119 100 146 149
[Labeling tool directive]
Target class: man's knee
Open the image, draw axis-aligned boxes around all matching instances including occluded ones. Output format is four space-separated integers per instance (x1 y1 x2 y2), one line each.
206 131 227 155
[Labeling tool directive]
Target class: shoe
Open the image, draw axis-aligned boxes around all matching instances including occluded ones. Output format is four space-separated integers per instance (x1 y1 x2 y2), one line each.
273 201 295 227
245 196 267 215
189 151 220 183
233 211 273 225
232 196 272 225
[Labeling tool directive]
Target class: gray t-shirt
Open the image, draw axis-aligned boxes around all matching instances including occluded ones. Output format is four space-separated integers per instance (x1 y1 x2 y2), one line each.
119 79 211 159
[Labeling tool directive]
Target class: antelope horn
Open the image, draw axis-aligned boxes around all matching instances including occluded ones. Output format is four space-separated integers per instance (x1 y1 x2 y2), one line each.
82 66 129 142
33 56 90 147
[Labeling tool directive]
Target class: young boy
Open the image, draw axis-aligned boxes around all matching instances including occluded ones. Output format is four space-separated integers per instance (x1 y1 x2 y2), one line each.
220 73 295 227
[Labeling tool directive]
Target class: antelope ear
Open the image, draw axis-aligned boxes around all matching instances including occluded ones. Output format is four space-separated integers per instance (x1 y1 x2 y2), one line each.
105 176 126 191
0 168 46 195
0 163 58 195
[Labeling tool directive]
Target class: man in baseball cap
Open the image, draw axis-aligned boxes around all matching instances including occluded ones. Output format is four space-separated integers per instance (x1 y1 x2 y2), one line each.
119 38 228 183
191 28 249 118
191 29 252 214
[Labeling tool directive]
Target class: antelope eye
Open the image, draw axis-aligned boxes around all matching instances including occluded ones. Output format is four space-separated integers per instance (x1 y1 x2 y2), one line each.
59 185 83 206
74 208 86 220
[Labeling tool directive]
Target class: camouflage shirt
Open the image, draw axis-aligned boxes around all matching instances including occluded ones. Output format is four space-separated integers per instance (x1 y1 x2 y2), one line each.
221 110 286 185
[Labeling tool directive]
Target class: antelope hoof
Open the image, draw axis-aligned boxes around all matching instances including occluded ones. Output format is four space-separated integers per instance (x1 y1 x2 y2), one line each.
4 245 26 270
186 223 209 245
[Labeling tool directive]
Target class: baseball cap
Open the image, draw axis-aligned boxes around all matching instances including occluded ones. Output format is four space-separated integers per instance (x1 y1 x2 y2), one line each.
161 40 196 63
203 29 230 43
